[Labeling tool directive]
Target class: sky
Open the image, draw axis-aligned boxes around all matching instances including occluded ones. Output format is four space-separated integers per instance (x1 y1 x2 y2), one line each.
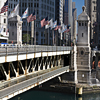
73 0 84 17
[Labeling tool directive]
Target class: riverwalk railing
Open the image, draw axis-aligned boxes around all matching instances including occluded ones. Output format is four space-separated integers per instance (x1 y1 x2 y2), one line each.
0 45 72 56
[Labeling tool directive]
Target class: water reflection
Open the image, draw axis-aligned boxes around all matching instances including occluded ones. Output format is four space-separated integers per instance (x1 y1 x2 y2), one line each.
10 89 100 100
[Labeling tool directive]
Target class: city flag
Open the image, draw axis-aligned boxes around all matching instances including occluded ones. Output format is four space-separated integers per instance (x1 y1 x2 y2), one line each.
51 20 57 29
0 0 8 14
45 19 53 29
27 11 36 23
41 16 48 27
0 26 3 33
21 8 28 19
58 25 63 33
8 4 19 18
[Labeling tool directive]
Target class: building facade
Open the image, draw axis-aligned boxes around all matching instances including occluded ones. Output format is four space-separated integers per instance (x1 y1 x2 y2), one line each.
8 0 55 45
63 0 77 45
20 0 55 45
85 0 97 47
0 0 9 41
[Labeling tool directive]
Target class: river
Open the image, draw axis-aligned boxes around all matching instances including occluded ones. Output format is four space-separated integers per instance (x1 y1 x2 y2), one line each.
10 89 100 100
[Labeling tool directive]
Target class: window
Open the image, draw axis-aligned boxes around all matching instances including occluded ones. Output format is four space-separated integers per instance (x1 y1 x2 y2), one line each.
11 4 12 8
94 6 96 11
41 39 43 44
31 3 33 7
4 12 6 15
82 33 84 37
79 23 81 26
3 28 6 32
4 19 6 23
99 25 100 31
85 23 87 26
37 3 39 7
82 23 84 26
41 32 43 37
12 32 14 36
93 1 96 3
81 51 84 55
34 3 36 7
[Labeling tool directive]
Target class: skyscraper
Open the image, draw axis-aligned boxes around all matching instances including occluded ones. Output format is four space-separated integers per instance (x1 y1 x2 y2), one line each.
0 0 9 39
85 0 97 47
8 0 55 45
64 0 76 45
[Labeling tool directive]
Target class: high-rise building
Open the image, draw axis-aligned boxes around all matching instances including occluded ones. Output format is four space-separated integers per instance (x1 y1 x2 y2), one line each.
8 0 55 45
55 0 64 25
0 0 9 41
64 0 76 45
96 0 100 48
85 0 97 47
55 0 65 46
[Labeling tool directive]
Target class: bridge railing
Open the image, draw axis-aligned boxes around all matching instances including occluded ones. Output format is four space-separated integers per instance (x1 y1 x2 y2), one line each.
0 45 72 55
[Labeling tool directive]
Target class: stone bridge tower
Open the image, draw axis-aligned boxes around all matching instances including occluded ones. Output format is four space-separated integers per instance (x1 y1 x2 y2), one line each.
77 6 91 84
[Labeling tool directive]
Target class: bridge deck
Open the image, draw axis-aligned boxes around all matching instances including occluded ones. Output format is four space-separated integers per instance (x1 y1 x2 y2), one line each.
0 46 72 63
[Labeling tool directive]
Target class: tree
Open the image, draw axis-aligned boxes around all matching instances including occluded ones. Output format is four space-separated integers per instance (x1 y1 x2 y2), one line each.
22 33 30 44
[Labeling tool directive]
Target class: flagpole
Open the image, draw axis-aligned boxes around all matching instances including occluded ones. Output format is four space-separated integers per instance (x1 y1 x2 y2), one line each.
35 11 36 45
27 22 28 44
48 15 49 45
52 29 54 46
55 30 56 46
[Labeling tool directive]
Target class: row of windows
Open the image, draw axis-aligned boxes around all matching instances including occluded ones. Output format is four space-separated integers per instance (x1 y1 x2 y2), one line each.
41 4 54 12
9 3 17 9
79 22 87 26
10 0 18 2
9 23 16 26
41 0 54 5
41 11 54 18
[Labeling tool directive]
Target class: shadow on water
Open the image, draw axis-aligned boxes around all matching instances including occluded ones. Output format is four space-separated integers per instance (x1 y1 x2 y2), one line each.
9 89 100 100
10 89 76 100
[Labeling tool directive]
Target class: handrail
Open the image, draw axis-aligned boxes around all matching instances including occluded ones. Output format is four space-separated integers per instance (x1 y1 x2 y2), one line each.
0 45 72 56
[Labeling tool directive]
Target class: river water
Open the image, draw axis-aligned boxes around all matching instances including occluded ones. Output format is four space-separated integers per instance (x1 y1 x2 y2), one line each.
10 89 100 100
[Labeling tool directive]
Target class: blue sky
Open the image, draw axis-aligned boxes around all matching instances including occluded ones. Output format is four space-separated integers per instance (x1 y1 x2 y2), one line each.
72 0 84 17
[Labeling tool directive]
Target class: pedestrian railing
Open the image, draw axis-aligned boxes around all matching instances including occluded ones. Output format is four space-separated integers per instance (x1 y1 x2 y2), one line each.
0 45 72 56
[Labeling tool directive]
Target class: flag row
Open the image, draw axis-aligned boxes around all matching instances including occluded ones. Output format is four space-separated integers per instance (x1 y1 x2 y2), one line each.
0 0 70 34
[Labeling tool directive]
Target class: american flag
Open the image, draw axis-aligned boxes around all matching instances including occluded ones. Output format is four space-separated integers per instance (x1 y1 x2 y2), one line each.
64 29 70 33
6 28 9 35
41 16 48 27
0 0 8 14
27 11 36 23
54 25 61 31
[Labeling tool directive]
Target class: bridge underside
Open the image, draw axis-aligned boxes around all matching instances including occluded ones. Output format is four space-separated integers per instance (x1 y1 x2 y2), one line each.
0 50 70 100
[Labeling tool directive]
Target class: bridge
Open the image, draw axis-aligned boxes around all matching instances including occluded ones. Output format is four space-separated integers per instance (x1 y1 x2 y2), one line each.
0 45 72 100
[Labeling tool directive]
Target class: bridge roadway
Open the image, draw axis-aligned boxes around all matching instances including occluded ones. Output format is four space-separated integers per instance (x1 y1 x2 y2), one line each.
0 45 71 100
